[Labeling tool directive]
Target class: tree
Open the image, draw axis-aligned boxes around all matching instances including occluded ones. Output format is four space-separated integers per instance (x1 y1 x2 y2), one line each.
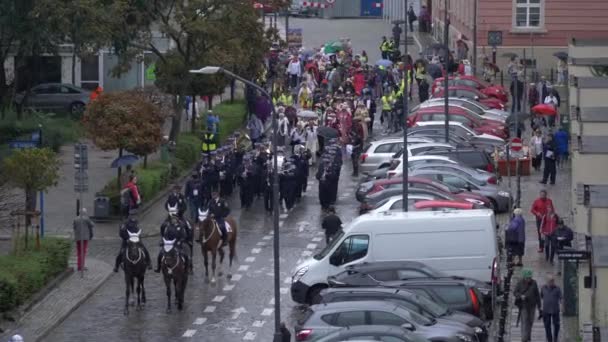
2 148 60 233
108 0 271 142
82 91 164 185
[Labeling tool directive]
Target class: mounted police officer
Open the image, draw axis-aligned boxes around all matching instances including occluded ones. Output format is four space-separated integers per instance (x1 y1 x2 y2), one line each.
208 190 230 247
155 205 191 273
165 184 187 219
114 215 152 272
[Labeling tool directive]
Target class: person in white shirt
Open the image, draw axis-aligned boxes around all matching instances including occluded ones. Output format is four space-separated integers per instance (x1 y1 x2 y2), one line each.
544 89 559 127
529 129 544 172
290 125 306 155
277 110 289 147
286 55 301 90
305 123 318 165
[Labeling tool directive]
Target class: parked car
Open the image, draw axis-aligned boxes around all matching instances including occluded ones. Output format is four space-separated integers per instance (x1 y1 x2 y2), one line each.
295 301 478 342
413 121 506 147
407 106 508 139
416 147 496 173
369 196 477 214
412 101 507 125
410 169 512 212
359 187 459 214
407 127 500 153
416 97 511 122
313 325 431 342
14 83 90 116
290 210 499 305
431 85 506 110
317 288 487 341
409 163 499 185
432 75 509 103
360 137 433 173
379 278 492 320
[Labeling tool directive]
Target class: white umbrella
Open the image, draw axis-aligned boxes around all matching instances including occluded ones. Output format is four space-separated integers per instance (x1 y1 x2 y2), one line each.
297 110 318 119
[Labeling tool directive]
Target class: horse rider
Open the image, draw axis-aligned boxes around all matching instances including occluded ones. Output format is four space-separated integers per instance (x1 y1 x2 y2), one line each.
208 190 231 247
155 207 191 273
113 215 152 272
165 184 187 219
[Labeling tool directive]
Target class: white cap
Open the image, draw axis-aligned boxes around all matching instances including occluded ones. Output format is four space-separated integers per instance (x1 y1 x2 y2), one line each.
10 335 24 342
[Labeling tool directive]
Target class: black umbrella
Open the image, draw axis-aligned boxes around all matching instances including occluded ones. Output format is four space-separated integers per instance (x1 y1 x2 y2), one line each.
501 52 518 59
317 126 339 139
553 51 568 60
111 154 139 168
427 63 443 79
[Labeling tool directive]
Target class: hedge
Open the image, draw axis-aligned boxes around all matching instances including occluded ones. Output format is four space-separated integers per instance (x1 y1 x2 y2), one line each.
0 238 71 312
204 100 248 142
99 132 201 215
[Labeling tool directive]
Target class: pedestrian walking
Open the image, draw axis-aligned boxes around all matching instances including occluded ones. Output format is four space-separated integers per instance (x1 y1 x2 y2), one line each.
506 208 526 266
541 134 557 185
541 275 562 342
407 5 417 31
541 207 559 264
531 190 554 253
277 112 289 147
514 269 542 342
510 77 524 114
537 76 551 105
73 208 94 271
287 55 302 90
554 126 569 169
121 175 141 218
321 206 343 244
418 78 430 103
544 89 560 128
529 129 544 171
554 218 574 275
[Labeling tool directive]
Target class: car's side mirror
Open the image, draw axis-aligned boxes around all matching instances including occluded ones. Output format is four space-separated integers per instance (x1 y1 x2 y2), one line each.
401 322 415 331
329 254 341 266
474 95 480 101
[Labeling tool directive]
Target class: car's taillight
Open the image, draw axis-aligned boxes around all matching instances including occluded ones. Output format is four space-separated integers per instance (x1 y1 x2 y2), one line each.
469 288 481 316
296 329 313 341
360 153 368 163
491 257 499 284
486 163 494 172
387 172 396 179
488 176 497 184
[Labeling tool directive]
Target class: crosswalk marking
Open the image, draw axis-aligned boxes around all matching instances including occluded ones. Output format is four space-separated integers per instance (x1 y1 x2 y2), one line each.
193 318 207 325
312 237 323 242
251 248 261 254
243 331 256 340
223 284 235 292
301 250 313 257
280 287 288 294
212 295 226 302
238 265 250 271
306 243 317 250
256 241 267 246
231 274 243 281
203 306 216 313
262 235 272 240
252 320 266 328
245 257 256 263
261 308 274 316
182 329 197 337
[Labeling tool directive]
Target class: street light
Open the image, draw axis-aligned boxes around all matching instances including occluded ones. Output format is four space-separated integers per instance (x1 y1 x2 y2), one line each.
190 66 283 342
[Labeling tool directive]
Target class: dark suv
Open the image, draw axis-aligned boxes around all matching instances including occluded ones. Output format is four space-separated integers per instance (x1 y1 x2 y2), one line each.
419 147 495 173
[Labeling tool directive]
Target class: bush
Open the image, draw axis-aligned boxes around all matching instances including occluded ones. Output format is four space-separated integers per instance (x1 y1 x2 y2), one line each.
0 237 71 312
208 100 248 142
174 133 201 172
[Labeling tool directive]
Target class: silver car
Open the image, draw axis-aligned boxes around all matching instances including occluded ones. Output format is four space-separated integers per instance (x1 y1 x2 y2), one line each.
360 137 433 173
410 169 511 212
295 300 478 342
416 97 510 122
15 83 90 116
409 163 498 185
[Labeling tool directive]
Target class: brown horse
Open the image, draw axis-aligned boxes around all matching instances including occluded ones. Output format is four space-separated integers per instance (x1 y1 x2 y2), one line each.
197 209 238 284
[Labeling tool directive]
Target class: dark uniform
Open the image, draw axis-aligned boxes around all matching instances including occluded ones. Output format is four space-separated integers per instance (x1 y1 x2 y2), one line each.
219 150 234 197
184 173 203 222
165 189 187 219
279 162 297 211
263 164 273 213
316 156 333 210
349 128 363 177
206 153 220 193
113 217 152 272
155 214 191 273
238 159 255 209
209 195 231 245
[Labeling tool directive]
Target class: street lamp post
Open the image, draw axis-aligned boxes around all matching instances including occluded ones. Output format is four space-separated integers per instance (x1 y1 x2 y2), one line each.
444 0 450 143
190 66 282 342
402 3 408 212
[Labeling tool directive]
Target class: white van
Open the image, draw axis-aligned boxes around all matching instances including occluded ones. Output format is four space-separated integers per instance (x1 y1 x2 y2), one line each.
290 210 498 304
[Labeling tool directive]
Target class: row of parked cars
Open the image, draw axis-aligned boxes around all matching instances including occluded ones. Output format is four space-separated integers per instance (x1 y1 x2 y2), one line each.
290 78 511 341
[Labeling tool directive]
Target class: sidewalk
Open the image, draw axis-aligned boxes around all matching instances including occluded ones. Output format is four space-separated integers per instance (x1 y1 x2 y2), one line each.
0 257 113 341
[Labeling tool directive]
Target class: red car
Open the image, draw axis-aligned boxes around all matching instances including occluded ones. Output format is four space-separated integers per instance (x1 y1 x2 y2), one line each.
407 106 508 139
432 75 509 103
432 85 506 111
414 200 476 210
355 176 493 209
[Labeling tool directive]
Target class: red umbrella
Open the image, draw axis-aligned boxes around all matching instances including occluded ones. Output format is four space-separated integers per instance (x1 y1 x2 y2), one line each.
531 104 557 116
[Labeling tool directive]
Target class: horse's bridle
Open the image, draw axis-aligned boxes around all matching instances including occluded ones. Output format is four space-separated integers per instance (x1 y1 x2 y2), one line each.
163 249 181 274
201 218 220 244
125 243 143 265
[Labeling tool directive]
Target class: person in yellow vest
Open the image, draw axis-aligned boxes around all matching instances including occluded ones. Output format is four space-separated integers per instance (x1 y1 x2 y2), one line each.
279 92 293 106
380 36 390 60
201 130 217 154
381 92 393 133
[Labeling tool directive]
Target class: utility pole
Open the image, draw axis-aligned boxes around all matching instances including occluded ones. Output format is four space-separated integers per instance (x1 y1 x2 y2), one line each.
472 0 478 75
402 1 408 212
443 0 450 143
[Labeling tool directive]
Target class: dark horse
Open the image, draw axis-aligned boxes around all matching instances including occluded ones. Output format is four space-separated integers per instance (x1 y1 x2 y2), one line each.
197 209 238 284
123 230 147 315
161 238 188 313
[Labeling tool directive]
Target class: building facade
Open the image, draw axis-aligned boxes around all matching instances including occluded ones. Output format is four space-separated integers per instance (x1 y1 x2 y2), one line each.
430 0 608 74
569 37 608 340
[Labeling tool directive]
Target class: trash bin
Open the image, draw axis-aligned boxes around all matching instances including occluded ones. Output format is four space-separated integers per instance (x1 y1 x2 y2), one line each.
94 195 110 218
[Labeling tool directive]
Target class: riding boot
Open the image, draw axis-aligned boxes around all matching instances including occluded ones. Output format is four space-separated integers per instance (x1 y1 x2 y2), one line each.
154 252 162 273
221 234 228 247
141 245 152 270
114 253 122 273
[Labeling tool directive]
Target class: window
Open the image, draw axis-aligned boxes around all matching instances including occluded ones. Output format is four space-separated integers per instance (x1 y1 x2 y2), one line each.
443 175 469 189
61 86 80 94
369 311 406 326
456 89 476 98
374 143 396 153
80 55 100 91
397 269 428 279
432 285 469 305
514 0 542 28
334 311 366 327
459 79 480 89
330 235 369 266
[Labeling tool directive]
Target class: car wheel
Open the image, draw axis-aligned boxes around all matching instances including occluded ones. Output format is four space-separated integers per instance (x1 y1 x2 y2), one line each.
307 285 327 305
70 102 86 118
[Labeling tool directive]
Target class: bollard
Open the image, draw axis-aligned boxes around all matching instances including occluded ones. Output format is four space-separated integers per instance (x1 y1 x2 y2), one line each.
500 71 504 87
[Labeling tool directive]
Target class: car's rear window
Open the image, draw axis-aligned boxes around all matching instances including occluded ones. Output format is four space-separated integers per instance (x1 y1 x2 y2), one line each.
432 285 469 305
374 143 395 153
455 151 488 167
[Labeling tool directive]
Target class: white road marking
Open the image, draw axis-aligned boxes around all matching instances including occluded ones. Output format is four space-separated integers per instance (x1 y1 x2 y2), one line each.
238 265 250 271
212 295 226 302
262 235 272 240
284 276 291 284
261 308 274 316
251 248 261 254
280 287 288 294
232 274 243 281
312 237 323 242
301 250 313 257
182 329 197 337
280 213 288 219
243 332 256 340
193 317 207 325
204 305 216 313
256 241 267 246
245 256 256 263
306 243 317 250
223 284 235 292
232 307 247 319
252 320 266 328
269 298 275 305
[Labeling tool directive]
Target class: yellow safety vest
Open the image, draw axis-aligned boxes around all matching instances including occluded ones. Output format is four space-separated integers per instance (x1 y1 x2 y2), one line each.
381 95 393 111
279 94 292 105
380 41 390 52
202 133 217 152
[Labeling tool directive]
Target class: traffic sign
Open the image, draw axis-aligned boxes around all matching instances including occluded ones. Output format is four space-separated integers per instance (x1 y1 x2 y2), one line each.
487 31 503 46
510 137 523 152
9 140 39 149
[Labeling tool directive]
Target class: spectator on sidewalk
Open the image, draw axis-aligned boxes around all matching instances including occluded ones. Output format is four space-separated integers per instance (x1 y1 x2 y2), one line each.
73 208 94 271
554 219 574 275
554 126 569 169
506 208 526 266
418 78 430 103
541 133 557 185
529 129 544 172
541 274 562 342
544 89 560 127
321 206 342 244
531 190 554 253
120 164 135 188
206 110 219 134
514 269 541 342
541 207 559 264
121 175 141 218
407 5 417 32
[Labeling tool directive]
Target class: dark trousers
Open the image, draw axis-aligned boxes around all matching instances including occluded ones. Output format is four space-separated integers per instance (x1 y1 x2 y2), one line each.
532 154 542 171
543 313 560 342
545 236 557 263
319 182 331 209
536 217 544 250
511 95 522 113
188 198 201 222
289 74 298 89
542 158 556 184
330 180 339 204
351 152 360 176
381 51 388 59
263 187 273 212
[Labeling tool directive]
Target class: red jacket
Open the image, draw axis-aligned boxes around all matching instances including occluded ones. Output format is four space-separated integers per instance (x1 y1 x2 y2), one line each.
125 181 141 208
541 213 559 236
530 198 554 218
